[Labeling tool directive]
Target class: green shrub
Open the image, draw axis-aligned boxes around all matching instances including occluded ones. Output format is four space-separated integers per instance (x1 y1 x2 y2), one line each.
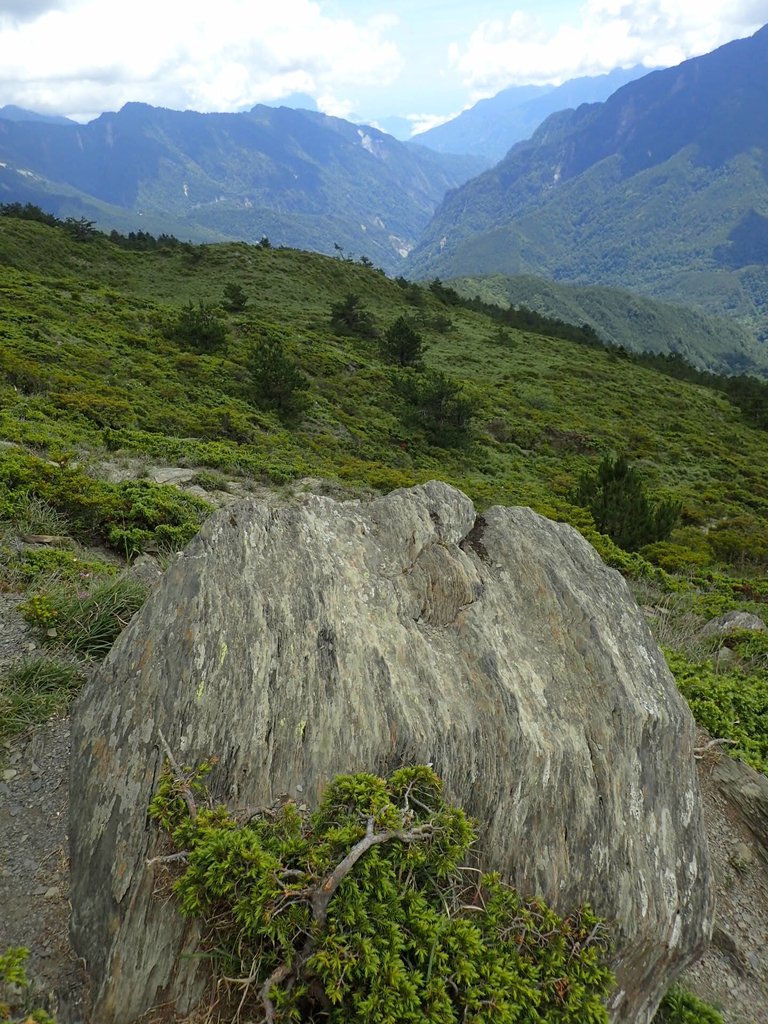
725 628 768 671
667 650 768 774
166 300 228 351
0 946 56 1023
149 763 614 1024
106 480 211 554
640 541 711 574
12 547 116 587
0 449 211 556
49 388 137 429
0 657 86 741
21 576 148 658
652 985 724 1023
708 515 768 567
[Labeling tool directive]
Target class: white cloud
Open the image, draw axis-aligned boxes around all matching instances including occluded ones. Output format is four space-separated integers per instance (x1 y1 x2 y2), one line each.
453 0 767 98
0 0 402 120
407 110 462 136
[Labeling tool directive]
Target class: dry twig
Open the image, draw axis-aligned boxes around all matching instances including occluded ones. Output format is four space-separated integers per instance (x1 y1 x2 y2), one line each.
158 727 198 819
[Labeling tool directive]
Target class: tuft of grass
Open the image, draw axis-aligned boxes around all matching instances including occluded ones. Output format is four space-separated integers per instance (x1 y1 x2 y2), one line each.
0 656 86 741
20 575 148 659
190 469 230 492
12 494 72 539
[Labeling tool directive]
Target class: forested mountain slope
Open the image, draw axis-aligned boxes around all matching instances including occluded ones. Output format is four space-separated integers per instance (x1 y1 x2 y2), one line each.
408 26 768 347
449 273 768 374
0 103 485 271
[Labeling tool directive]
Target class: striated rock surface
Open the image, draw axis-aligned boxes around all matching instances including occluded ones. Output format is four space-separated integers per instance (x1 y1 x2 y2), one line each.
69 481 714 1023
711 754 768 864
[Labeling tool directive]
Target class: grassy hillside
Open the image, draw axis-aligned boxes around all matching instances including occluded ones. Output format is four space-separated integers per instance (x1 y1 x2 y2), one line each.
1 212 761 1024
1 211 767 574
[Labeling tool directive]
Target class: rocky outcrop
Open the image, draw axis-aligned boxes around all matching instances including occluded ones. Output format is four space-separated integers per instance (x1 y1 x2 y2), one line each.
701 610 767 636
69 482 714 1023
711 755 768 863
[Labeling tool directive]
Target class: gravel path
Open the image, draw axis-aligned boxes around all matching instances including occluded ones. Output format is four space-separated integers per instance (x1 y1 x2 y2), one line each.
0 594 88 1023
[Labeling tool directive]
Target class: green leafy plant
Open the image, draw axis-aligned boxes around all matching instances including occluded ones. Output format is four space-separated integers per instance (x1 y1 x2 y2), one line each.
149 762 614 1024
667 650 768 774
0 657 86 741
0 947 56 1023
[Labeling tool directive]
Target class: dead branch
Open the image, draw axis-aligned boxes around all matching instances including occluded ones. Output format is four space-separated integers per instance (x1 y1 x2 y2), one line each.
311 817 436 929
158 727 198 819
694 737 738 758
146 851 189 867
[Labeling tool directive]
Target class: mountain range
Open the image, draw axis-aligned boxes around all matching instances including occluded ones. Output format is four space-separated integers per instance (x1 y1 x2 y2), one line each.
411 66 652 162
0 102 485 271
408 25 768 347
1 27 768 363
0 65 665 276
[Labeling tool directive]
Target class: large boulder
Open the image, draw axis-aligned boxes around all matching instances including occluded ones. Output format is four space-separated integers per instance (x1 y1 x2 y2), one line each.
69 482 714 1023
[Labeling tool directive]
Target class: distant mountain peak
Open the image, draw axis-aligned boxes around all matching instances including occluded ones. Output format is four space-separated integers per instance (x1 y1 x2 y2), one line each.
410 65 655 161
0 104 76 126
408 24 768 348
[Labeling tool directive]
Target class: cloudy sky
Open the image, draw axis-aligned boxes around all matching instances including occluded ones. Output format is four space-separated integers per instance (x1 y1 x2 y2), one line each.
0 0 765 134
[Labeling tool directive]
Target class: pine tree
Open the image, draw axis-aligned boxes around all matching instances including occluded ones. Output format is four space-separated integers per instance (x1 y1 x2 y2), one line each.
572 454 681 551
247 335 308 417
381 315 424 367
